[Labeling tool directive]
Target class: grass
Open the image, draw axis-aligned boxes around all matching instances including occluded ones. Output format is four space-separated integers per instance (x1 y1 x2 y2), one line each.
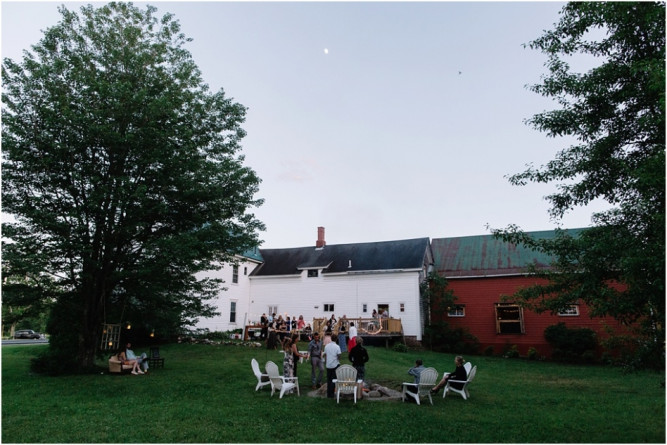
2 342 664 443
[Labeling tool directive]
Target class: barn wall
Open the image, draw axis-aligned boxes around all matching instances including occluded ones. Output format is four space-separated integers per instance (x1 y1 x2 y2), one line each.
436 275 626 356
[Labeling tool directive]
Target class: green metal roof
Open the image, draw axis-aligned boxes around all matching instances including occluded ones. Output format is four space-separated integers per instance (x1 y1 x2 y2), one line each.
431 229 586 277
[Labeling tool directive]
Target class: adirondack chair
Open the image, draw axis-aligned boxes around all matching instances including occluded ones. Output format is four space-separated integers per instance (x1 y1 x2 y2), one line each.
402 367 438 405
265 360 300 398
333 364 359 404
443 365 477 400
251 358 271 391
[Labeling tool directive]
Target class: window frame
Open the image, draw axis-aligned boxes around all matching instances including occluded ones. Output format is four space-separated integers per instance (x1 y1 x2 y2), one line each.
494 303 525 334
447 305 466 317
323 303 335 312
232 265 239 284
229 300 237 323
558 304 580 316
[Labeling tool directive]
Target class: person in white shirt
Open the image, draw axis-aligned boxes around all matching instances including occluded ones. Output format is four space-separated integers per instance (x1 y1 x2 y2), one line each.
324 334 341 398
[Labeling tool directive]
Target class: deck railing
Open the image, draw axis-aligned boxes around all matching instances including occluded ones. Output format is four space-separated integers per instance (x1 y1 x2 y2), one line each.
312 317 402 337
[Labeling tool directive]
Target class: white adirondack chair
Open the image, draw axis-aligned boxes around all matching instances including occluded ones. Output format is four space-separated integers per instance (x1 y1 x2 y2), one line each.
251 358 271 391
464 362 472 375
443 365 476 400
333 364 359 404
402 367 438 405
265 360 300 398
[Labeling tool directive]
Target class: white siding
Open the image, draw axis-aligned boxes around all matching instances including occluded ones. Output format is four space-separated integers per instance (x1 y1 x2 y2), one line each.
194 258 261 332
248 270 424 340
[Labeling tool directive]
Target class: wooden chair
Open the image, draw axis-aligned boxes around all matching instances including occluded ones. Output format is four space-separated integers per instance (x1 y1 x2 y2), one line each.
147 347 164 369
402 367 438 405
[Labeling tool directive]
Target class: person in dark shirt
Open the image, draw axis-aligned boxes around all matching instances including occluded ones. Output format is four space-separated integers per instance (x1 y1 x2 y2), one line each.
431 356 467 394
348 336 369 382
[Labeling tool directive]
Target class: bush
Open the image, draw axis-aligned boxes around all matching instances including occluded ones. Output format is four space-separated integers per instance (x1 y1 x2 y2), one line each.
528 347 539 360
393 342 408 353
544 323 597 363
503 344 520 359
484 345 495 356
423 321 479 354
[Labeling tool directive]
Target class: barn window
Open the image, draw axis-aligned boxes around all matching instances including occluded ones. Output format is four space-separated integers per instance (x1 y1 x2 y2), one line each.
399 303 405 313
362 304 367 313
323 303 335 312
558 304 580 316
232 265 239 283
494 303 524 334
307 269 319 278
447 305 465 317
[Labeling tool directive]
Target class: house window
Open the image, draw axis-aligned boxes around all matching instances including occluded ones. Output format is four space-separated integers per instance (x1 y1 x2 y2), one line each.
268 305 278 318
494 303 524 334
244 266 248 275
323 303 335 312
558 304 580 316
230 301 237 323
362 304 367 313
447 305 465 317
399 303 405 313
307 269 319 278
232 265 239 284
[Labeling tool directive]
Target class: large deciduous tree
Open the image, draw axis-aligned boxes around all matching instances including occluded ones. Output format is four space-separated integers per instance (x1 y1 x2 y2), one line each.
492 2 664 369
2 2 264 373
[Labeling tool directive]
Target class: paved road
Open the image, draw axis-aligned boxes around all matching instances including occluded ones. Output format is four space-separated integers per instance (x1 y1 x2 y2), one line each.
2 338 49 345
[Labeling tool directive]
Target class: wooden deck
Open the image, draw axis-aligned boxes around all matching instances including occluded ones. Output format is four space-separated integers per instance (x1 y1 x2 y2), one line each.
313 317 404 347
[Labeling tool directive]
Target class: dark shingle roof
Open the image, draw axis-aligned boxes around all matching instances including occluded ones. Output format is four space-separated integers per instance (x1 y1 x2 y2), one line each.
432 229 585 278
251 238 431 276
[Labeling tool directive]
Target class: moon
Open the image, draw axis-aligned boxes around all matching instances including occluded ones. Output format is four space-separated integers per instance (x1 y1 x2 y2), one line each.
324 48 329 54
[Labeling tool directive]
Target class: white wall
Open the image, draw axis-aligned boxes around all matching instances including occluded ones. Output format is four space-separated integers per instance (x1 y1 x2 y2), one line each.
194 258 261 332
248 270 424 340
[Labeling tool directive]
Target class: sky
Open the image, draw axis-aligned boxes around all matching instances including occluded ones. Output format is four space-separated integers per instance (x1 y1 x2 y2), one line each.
1 1 611 249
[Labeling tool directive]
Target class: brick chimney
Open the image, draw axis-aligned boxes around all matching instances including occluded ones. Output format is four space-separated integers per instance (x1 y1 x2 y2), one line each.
316 226 326 248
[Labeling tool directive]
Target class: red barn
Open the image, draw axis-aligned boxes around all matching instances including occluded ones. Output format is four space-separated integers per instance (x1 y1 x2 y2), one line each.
431 229 627 358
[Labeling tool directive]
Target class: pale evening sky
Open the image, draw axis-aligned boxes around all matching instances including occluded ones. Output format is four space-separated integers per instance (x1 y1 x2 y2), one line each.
1 1 610 248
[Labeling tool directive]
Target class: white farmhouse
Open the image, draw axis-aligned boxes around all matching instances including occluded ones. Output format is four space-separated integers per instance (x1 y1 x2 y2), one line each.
194 246 263 333
248 228 433 341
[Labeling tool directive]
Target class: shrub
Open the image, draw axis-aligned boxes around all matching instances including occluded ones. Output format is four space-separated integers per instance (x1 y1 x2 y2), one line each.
484 345 495 356
393 342 408 353
527 347 538 360
503 344 520 358
544 323 597 363
423 321 479 354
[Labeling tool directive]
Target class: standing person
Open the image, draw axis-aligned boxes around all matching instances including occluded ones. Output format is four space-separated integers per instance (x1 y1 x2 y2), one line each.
297 315 306 330
125 342 149 373
348 322 358 351
260 313 268 340
308 332 324 389
348 336 369 382
431 356 467 394
289 333 307 378
338 322 347 353
405 359 425 394
282 336 295 378
324 334 341 398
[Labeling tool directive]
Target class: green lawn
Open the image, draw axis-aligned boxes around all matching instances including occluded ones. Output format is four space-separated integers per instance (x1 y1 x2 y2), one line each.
2 342 664 443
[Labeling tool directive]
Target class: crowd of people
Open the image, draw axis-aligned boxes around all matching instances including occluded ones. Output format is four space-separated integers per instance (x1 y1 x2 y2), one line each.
258 312 466 401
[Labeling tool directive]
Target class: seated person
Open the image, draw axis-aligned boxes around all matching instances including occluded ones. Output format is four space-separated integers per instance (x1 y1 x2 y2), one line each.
118 350 144 375
431 356 467 394
405 359 425 394
125 342 149 373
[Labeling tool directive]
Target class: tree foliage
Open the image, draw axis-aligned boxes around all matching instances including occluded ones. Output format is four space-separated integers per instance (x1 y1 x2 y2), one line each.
2 3 264 372
492 2 665 369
